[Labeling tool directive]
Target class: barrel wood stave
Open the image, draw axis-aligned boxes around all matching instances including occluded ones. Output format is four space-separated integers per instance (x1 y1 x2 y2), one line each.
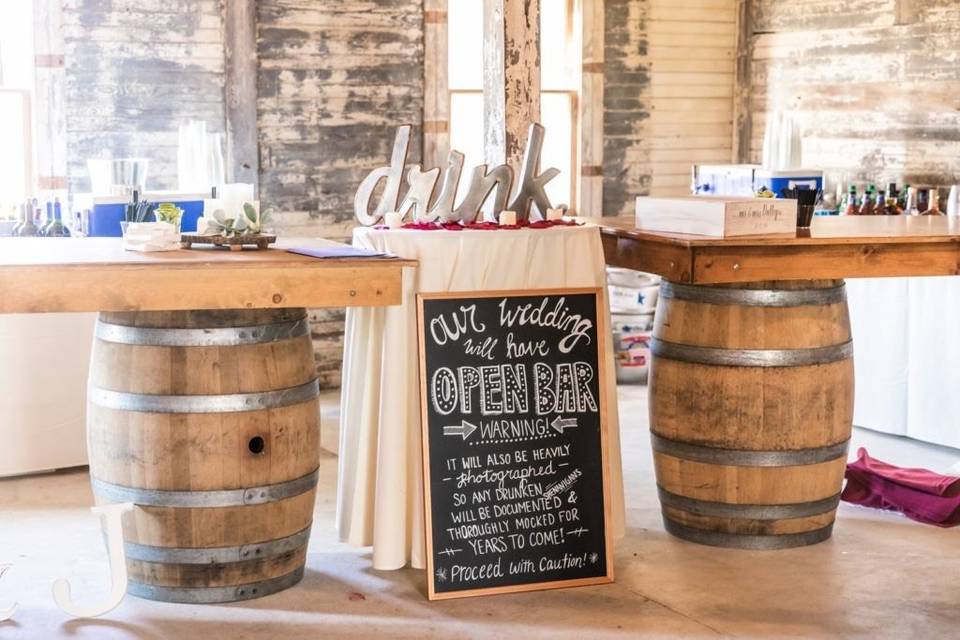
650 279 854 549
87 308 319 602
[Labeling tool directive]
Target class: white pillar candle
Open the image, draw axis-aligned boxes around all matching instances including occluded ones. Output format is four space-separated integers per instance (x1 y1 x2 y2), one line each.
384 211 404 229
499 210 517 226
217 183 256 220
546 208 564 221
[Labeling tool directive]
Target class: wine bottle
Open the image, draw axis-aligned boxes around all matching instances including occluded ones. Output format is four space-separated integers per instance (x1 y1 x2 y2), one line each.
46 197 71 237
12 202 26 235
41 200 55 236
16 204 40 237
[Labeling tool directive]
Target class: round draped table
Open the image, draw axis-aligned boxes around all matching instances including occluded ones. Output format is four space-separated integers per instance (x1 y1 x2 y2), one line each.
336 224 626 569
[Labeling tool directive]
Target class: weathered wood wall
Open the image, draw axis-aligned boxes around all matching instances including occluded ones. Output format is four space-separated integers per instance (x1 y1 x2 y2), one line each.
746 0 960 186
62 0 424 388
62 0 226 192
603 0 737 215
602 0 648 215
256 0 424 387
257 0 424 239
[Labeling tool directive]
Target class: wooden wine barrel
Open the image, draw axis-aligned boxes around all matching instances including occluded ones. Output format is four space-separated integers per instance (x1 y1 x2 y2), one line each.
649 280 854 549
87 308 320 603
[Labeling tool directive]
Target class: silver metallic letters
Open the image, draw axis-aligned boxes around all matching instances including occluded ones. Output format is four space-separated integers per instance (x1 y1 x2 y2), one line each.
353 123 559 225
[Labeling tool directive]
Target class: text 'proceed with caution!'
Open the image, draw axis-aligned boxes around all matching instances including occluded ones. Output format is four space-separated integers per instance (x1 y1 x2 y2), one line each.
417 289 613 599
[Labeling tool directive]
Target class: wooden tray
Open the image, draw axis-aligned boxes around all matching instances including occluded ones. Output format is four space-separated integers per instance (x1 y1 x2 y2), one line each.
180 234 277 251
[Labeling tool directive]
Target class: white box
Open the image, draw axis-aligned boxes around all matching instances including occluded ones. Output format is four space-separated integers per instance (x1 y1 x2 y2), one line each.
635 195 797 237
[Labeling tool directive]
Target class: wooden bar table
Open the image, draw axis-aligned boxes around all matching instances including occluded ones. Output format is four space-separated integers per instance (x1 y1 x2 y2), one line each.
598 215 960 550
0 237 414 604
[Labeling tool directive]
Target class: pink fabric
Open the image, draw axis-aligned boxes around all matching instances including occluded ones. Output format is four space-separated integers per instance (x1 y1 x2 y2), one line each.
379 219 586 232
842 448 960 527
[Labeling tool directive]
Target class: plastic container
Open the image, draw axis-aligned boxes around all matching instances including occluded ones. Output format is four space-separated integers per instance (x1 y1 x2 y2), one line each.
607 267 660 314
85 192 206 238
612 316 653 384
606 267 661 289
609 283 659 314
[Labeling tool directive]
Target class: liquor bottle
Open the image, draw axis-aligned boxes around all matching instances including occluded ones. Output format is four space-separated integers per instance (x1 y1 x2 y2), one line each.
917 189 930 214
905 187 919 215
887 191 903 215
844 186 859 215
887 182 899 207
874 190 887 215
924 188 943 216
859 189 874 215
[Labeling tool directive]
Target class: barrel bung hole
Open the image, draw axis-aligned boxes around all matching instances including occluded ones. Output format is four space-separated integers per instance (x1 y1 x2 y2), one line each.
248 436 266 455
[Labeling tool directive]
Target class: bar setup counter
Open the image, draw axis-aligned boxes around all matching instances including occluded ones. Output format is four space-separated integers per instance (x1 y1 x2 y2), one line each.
0 236 414 603
597 214 960 550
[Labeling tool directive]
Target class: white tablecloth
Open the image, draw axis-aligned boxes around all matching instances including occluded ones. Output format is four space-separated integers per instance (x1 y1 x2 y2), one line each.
847 277 960 449
336 224 626 570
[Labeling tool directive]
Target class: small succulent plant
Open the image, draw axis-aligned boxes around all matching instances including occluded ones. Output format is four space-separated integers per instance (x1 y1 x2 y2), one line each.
154 203 183 227
207 202 273 236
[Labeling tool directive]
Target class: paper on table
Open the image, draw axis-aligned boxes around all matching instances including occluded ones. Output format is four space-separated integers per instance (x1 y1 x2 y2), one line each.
287 247 395 259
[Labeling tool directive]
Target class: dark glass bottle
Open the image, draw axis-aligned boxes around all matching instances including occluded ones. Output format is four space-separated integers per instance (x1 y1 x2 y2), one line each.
886 182 899 207
844 186 859 215
874 190 886 215
16 205 40 237
45 198 71 237
859 189 874 215
11 202 27 235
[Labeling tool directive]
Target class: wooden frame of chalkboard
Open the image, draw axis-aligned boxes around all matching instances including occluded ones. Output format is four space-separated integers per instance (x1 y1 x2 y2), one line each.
417 288 614 600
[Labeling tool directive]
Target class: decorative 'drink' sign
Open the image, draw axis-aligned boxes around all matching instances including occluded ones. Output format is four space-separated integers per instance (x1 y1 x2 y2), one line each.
354 123 560 226
417 290 613 600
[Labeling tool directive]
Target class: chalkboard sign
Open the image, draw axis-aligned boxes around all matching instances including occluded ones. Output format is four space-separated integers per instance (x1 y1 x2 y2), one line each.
417 289 613 600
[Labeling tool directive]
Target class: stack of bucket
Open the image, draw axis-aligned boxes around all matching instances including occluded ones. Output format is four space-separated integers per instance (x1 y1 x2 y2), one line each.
607 267 660 384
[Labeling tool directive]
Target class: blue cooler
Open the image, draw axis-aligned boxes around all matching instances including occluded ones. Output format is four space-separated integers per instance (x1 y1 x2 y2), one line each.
694 165 824 198
693 164 758 197
753 169 823 195
87 192 207 237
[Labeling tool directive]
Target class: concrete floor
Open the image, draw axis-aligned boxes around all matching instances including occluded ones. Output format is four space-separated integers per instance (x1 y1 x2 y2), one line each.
1 385 958 639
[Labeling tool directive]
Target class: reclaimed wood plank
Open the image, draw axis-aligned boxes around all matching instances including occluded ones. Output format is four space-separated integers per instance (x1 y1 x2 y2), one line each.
225 0 259 187
0 238 414 314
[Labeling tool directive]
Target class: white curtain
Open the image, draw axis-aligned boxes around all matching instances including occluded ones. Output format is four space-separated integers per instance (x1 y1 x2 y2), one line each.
848 277 960 449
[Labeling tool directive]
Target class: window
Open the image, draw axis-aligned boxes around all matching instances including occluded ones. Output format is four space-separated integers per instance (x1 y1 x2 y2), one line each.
448 0 580 209
0 2 35 218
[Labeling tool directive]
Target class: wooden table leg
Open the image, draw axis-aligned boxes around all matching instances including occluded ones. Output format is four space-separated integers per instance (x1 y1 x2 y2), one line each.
648 279 854 549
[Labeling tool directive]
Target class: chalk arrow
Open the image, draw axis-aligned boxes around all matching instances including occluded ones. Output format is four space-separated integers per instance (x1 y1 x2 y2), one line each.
443 420 478 440
551 416 578 434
